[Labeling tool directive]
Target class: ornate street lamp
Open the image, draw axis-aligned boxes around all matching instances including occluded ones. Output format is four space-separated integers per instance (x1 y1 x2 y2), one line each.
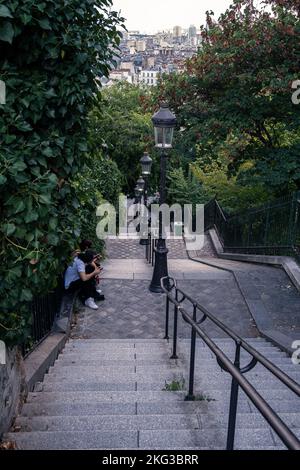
140 153 152 246
134 186 141 201
136 176 145 192
149 103 177 293
140 152 153 177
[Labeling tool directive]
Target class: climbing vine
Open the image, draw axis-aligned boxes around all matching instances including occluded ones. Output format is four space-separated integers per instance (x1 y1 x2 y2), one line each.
0 0 124 344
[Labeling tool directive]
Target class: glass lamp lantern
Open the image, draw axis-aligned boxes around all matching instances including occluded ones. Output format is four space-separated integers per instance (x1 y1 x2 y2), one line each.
152 103 177 149
134 186 140 198
140 152 153 177
137 176 145 192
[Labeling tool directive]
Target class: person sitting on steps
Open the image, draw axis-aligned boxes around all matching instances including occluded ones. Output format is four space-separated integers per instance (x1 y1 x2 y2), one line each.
85 251 105 300
64 250 103 310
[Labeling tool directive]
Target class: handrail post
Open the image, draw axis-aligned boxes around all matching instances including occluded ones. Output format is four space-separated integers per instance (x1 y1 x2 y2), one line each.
185 303 197 401
164 296 170 340
226 341 241 450
170 289 179 359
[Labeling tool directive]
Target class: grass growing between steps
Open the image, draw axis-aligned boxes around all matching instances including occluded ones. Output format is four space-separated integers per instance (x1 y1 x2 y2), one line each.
163 378 186 391
162 378 216 402
193 394 216 402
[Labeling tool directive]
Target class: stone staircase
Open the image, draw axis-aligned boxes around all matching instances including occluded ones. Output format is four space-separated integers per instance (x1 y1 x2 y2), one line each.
6 338 300 450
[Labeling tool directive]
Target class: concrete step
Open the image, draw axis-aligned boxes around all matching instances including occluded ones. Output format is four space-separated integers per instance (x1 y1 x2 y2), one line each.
19 400 251 418
27 388 299 404
15 412 300 433
66 338 269 345
27 391 186 404
138 428 279 450
68 339 172 344
55 356 294 368
47 365 185 375
60 351 175 360
199 412 300 430
44 371 300 390
15 414 200 432
6 431 138 450
178 344 286 354
39 378 297 393
46 364 300 382
5 427 281 450
55 358 187 367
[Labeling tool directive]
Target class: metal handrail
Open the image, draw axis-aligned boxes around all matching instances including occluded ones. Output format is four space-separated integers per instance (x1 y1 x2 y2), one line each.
161 276 300 450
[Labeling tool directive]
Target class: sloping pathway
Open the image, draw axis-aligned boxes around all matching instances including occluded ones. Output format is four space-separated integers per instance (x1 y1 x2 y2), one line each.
190 255 300 341
72 238 258 340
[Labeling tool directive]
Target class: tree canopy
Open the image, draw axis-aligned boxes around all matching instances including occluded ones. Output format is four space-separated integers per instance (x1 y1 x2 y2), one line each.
154 0 300 197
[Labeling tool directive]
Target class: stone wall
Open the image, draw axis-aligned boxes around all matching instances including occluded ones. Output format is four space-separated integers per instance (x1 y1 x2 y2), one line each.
0 346 26 438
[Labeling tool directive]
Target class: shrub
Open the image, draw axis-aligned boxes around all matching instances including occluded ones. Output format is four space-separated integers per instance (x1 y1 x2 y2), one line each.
0 0 123 344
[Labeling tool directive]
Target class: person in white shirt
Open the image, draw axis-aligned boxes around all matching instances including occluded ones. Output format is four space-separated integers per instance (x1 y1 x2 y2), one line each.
64 251 101 310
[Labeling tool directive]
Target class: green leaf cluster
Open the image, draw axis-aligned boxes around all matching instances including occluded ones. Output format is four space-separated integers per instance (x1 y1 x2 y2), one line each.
154 0 300 198
0 0 124 344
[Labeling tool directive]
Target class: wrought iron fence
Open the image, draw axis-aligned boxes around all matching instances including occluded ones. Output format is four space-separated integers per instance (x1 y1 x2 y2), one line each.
22 279 64 357
205 192 300 260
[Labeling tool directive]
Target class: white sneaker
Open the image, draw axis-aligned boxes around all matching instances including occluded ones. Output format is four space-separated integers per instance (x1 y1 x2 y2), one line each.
84 298 98 310
96 288 102 294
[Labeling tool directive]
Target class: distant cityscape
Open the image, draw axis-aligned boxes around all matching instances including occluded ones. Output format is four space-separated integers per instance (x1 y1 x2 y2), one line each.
103 25 202 87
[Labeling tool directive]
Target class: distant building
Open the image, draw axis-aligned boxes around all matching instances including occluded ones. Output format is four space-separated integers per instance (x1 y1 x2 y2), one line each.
120 61 135 74
107 69 133 86
145 56 155 68
188 25 197 40
136 40 146 52
173 25 182 38
139 69 160 86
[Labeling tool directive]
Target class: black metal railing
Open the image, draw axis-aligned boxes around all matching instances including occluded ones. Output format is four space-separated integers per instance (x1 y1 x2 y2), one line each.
161 276 300 450
22 280 64 357
204 192 300 260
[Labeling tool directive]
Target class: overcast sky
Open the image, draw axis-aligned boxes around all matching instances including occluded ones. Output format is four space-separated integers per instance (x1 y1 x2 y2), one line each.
112 0 234 33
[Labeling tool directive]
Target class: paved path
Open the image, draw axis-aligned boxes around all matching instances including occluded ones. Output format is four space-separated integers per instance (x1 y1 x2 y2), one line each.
105 239 188 259
72 236 300 344
192 257 300 340
72 239 258 340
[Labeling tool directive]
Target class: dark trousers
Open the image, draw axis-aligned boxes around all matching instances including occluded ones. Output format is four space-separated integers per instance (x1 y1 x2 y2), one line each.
67 277 96 302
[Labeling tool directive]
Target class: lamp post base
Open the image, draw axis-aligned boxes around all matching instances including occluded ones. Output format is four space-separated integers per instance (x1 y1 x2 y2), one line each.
149 239 169 293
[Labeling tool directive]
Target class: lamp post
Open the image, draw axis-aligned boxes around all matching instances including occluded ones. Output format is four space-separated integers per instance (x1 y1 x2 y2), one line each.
149 103 177 293
134 186 141 204
135 177 144 231
140 153 152 246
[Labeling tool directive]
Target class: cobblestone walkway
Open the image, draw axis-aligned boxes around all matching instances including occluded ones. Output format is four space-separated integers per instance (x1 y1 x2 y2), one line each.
72 278 257 340
72 237 258 340
105 239 188 259
72 236 300 343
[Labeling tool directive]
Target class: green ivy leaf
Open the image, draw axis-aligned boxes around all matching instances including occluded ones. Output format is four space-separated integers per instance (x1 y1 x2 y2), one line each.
11 161 27 172
47 233 59 246
39 194 51 205
0 21 14 44
5 223 16 236
20 289 33 302
0 175 7 185
0 6 13 18
14 200 25 214
42 147 53 158
25 211 39 223
38 18 52 30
